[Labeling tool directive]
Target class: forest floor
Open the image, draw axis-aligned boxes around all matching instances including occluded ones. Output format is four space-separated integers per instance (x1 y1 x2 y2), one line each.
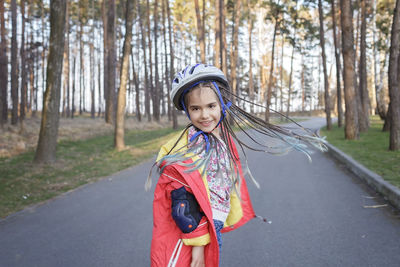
0 113 188 218
0 114 184 159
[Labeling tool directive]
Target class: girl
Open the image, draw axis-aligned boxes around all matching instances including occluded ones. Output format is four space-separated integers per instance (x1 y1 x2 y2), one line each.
147 64 326 267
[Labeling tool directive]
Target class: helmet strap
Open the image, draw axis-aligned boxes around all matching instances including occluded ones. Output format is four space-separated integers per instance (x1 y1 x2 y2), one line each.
180 80 232 121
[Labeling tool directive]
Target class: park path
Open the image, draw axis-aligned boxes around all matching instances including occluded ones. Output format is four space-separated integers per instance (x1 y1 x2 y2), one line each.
1 117 400 267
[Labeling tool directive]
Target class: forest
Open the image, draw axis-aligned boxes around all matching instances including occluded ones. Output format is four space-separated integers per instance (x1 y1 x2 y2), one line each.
0 0 399 164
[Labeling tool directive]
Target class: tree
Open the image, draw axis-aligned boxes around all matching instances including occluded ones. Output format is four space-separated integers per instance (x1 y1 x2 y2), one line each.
130 52 141 121
265 0 283 122
166 0 178 129
0 0 7 126
153 0 161 122
161 0 170 121
230 0 242 102
72 55 76 118
248 0 255 114
115 0 135 151
374 0 393 125
138 0 151 121
101 0 108 118
358 0 370 132
78 2 86 115
331 0 343 127
11 0 18 125
285 0 301 119
105 0 116 124
194 0 206 62
27 4 36 117
340 0 359 139
34 0 67 163
318 0 332 130
388 0 400 150
20 0 27 126
214 0 221 68
146 0 156 121
214 0 227 75
40 1 47 100
89 0 95 119
62 1 70 118
221 0 228 76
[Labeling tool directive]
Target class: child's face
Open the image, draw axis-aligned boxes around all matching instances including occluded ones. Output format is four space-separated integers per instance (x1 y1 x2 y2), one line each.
186 86 222 135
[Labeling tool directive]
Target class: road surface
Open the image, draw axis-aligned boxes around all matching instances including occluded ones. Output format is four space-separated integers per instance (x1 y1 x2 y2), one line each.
1 117 399 267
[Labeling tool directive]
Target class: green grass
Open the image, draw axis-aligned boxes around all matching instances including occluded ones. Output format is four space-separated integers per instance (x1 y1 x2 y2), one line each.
0 127 183 218
320 116 400 188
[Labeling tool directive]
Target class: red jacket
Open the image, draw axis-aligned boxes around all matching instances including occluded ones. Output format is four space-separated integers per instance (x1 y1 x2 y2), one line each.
150 131 255 267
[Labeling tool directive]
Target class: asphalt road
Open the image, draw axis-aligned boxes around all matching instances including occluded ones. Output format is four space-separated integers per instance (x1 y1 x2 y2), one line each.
1 117 400 267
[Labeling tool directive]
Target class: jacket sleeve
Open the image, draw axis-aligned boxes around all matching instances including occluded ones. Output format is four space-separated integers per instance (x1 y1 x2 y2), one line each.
161 167 211 247
180 216 210 246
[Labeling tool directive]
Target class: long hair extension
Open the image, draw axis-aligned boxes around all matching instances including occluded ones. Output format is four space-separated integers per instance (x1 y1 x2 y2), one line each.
146 81 327 193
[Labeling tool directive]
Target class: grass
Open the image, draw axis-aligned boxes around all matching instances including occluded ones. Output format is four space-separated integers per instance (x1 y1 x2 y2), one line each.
320 116 400 188
0 126 183 219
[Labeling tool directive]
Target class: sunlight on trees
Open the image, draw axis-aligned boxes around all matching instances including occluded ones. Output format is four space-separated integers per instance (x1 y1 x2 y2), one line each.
0 0 399 163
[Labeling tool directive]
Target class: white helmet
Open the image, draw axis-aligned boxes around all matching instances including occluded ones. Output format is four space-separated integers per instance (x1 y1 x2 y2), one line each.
171 64 229 110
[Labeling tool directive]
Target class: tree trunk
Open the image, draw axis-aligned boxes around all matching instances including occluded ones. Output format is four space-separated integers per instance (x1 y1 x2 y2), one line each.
90 20 95 118
318 0 332 130
153 0 160 122
331 0 343 127
380 51 390 123
20 0 27 125
373 1 387 120
72 55 76 118
388 0 400 150
101 0 108 118
301 54 305 112
40 1 46 98
97 31 102 118
221 0 228 77
62 1 69 117
265 21 277 123
29 44 34 116
138 0 151 122
248 13 254 114
286 45 295 118
279 38 284 114
115 0 135 151
230 0 241 102
214 0 221 68
79 17 85 115
33 38 39 117
34 0 67 163
202 0 206 59
146 0 155 121
11 0 19 125
105 0 116 124
340 0 359 139
131 52 141 121
194 0 206 62
358 0 370 132
166 0 177 129
162 0 170 121
0 0 7 126
28 5 34 117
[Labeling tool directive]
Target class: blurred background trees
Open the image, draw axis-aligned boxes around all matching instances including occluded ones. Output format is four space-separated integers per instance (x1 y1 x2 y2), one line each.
0 0 399 162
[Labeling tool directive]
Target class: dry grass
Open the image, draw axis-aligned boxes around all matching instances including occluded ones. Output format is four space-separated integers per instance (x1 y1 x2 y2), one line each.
0 114 188 158
0 121 184 218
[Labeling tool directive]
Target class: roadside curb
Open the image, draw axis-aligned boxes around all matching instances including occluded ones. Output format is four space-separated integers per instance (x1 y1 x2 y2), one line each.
324 141 400 211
